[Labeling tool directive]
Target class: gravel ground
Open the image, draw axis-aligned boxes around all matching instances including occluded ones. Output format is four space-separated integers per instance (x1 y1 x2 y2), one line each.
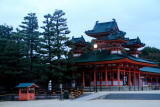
0 99 160 107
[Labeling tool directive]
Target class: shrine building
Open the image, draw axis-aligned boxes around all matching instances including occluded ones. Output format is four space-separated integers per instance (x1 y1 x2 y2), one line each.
71 19 160 90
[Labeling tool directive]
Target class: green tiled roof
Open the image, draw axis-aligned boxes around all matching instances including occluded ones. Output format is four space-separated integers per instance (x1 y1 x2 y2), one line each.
123 37 145 46
140 67 160 73
72 36 85 43
71 36 90 45
85 19 118 34
75 50 123 63
16 83 35 88
75 50 157 65
127 55 157 64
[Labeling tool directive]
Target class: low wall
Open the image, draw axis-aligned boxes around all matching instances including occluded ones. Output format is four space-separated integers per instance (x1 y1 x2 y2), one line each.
84 86 160 92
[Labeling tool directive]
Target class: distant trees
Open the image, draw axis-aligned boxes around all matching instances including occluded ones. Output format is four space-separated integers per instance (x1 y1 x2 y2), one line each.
0 9 76 91
140 46 160 67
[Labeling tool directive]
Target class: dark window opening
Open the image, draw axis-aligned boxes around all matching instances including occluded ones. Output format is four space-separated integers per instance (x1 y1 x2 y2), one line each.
114 73 117 79
96 73 100 80
102 72 105 80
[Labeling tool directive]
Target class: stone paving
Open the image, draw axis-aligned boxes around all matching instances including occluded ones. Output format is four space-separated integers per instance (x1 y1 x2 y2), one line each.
0 99 160 107
74 90 160 101
0 91 160 107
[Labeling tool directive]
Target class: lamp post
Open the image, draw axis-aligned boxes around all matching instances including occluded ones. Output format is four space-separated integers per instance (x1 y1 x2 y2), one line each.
94 44 98 92
60 83 63 100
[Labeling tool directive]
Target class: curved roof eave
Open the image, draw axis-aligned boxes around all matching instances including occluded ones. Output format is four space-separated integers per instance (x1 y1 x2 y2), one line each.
75 52 157 66
140 67 160 73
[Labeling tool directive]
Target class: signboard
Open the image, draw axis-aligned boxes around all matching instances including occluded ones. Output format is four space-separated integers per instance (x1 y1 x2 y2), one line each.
123 76 127 85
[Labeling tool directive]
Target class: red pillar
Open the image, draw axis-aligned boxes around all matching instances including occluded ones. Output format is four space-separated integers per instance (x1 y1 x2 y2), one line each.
133 71 136 86
128 72 131 86
89 72 91 86
111 71 114 86
117 65 120 86
82 71 85 87
105 67 108 86
100 72 102 86
138 70 141 86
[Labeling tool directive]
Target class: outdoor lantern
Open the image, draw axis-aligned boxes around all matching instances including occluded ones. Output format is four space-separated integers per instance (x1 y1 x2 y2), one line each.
94 44 98 49
48 80 52 91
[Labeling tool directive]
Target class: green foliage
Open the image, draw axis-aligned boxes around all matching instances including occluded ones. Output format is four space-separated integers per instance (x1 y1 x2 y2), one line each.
39 9 77 87
0 25 13 53
51 9 77 86
0 25 28 90
19 13 40 82
140 46 160 67
0 10 78 91
40 13 55 69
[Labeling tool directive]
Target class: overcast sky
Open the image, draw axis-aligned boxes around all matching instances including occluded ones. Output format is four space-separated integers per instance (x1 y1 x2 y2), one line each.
0 0 160 49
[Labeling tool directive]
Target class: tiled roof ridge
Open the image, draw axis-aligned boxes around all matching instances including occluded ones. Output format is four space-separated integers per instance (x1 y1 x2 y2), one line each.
123 36 145 46
85 19 118 34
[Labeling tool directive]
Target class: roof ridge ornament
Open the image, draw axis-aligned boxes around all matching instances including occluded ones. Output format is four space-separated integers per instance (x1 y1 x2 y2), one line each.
112 18 116 22
96 21 99 25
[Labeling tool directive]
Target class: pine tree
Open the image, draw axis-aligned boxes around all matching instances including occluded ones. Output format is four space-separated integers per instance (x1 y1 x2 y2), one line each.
0 25 13 90
40 10 77 87
0 25 13 55
0 25 27 91
52 10 70 84
37 14 56 87
19 13 39 82
2 33 27 90
41 14 55 71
